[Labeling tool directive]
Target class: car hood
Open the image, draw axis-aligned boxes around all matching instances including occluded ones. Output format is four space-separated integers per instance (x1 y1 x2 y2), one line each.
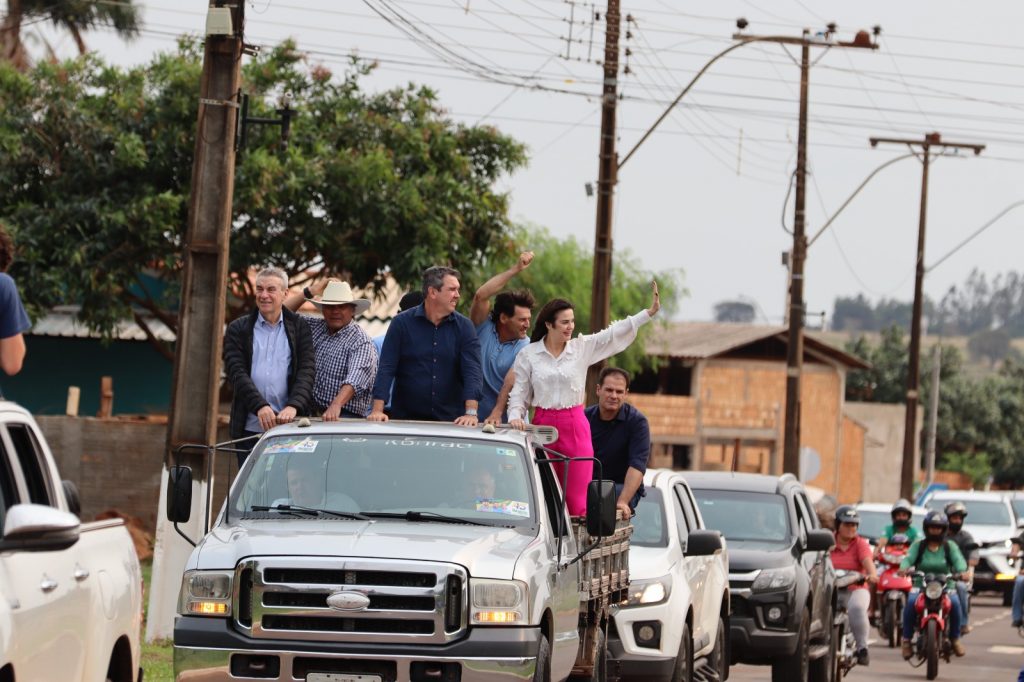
726 540 795 573
627 545 675 580
193 519 536 580
965 523 1016 545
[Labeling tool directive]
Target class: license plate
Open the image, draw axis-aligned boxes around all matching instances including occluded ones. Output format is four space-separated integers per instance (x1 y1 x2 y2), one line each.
307 675 383 682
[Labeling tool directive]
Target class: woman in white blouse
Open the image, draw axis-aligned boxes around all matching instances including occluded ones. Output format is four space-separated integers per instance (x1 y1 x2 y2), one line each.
508 281 660 515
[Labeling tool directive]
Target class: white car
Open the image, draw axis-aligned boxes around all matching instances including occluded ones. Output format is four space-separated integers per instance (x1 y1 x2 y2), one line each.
608 468 730 681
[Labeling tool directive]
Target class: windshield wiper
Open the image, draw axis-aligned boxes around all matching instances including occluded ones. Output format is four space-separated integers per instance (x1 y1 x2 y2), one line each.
361 510 490 526
250 504 370 520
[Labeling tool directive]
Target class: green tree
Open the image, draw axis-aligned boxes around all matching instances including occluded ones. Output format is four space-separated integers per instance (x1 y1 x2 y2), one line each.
0 40 527 355
1 0 141 70
462 225 685 375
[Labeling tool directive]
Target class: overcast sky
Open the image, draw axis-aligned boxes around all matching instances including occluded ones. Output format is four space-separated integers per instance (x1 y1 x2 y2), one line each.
30 0 1024 324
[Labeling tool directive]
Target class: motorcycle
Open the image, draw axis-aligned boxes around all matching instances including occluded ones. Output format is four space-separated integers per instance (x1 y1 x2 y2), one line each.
832 569 867 679
876 542 913 647
907 571 956 681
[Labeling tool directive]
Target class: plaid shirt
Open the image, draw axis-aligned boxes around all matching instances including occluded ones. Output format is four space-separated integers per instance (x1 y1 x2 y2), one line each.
302 316 378 416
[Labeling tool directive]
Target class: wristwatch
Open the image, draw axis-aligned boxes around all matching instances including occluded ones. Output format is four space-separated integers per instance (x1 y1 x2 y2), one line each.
465 408 478 417
303 286 314 299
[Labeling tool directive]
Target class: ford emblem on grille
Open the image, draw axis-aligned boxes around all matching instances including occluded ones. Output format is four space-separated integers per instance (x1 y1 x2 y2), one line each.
326 591 371 611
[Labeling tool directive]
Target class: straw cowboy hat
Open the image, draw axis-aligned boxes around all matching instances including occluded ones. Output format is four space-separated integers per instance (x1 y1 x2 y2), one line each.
306 280 371 315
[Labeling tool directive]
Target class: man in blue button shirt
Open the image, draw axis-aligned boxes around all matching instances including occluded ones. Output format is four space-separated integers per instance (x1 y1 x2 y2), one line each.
585 367 651 518
469 251 534 424
368 266 483 425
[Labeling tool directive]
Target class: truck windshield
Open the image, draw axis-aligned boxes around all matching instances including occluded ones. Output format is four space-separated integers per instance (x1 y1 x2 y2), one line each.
630 488 667 548
230 433 535 526
692 489 791 543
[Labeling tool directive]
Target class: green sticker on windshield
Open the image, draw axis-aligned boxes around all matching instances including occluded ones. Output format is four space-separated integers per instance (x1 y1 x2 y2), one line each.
496 448 517 457
264 437 319 454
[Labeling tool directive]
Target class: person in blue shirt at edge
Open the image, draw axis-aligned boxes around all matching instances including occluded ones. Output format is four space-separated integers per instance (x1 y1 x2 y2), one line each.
0 224 30 386
368 266 483 425
468 250 535 424
371 290 424 414
584 367 650 519
897 510 968 659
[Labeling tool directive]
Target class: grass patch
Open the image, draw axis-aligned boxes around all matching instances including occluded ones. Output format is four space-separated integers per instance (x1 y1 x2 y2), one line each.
141 558 175 681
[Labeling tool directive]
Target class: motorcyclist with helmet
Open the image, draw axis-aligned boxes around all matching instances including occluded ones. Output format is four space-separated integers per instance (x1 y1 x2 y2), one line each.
877 498 919 551
898 510 968 659
830 505 878 665
944 501 979 635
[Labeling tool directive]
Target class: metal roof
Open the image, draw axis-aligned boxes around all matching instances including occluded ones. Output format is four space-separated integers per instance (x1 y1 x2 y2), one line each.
644 321 870 370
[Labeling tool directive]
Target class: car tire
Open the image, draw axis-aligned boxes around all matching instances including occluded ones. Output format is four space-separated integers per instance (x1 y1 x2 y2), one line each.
772 608 809 682
671 620 693 682
534 632 552 682
808 604 835 682
707 615 729 682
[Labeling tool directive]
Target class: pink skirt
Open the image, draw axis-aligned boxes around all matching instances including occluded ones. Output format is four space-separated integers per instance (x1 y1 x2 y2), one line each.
533 405 593 516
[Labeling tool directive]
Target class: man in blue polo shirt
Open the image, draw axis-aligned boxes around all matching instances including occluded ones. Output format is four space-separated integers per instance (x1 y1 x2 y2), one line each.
469 251 534 424
0 224 30 383
368 266 483 424
585 367 651 518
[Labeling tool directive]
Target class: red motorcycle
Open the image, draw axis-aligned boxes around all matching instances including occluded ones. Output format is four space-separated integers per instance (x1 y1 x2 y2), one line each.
908 572 956 681
876 541 913 647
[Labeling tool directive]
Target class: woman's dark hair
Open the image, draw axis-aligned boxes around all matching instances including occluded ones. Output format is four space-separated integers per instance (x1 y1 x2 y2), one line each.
530 298 574 343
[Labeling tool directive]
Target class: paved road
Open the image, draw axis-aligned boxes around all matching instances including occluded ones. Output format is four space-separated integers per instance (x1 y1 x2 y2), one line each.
728 594 1023 680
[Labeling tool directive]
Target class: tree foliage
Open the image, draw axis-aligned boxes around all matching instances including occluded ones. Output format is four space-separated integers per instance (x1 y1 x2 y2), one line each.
0 40 527 347
844 326 1024 486
462 225 686 375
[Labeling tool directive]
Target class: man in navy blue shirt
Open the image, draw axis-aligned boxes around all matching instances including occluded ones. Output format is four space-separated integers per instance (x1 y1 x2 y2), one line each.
585 367 651 517
368 266 483 425
0 224 29 381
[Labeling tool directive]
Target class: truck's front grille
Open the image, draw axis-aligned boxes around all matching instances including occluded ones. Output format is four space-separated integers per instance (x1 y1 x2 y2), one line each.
237 557 468 644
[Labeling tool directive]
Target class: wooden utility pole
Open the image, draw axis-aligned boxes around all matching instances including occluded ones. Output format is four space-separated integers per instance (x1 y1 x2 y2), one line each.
147 0 245 641
869 132 984 500
924 343 941 489
586 0 621 394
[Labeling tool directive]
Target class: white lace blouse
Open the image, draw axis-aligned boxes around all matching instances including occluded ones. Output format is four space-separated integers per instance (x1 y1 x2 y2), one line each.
507 310 651 421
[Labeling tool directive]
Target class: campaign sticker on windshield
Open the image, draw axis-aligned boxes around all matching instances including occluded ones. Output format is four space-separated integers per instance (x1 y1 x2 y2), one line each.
476 499 530 517
263 437 319 454
495 448 517 457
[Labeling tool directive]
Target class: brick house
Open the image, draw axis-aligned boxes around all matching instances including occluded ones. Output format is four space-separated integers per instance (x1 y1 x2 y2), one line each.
629 322 872 503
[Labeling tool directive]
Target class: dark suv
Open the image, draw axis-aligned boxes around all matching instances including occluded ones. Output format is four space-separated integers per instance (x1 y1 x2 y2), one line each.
688 472 836 682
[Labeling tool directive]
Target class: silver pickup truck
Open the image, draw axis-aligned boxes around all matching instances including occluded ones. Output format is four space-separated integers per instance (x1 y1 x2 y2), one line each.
168 419 690 681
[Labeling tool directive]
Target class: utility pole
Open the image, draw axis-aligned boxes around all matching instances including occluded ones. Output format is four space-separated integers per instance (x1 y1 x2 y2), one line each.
147 0 245 640
869 132 984 500
586 0 621 395
924 343 941 489
728 26 879 478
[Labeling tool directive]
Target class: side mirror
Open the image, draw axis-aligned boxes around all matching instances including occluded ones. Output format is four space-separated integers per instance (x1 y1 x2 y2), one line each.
167 466 193 523
62 479 82 517
1016 520 1024 531
1 503 80 552
586 480 616 537
685 530 723 557
804 528 835 553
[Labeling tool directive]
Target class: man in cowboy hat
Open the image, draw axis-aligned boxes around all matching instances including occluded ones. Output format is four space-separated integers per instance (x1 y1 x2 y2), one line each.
284 278 378 420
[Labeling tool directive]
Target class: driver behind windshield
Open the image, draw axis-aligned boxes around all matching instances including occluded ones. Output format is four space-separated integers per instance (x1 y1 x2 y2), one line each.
271 455 359 511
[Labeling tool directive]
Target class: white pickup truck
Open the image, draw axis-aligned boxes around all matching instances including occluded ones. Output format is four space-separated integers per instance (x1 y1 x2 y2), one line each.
0 401 143 682
167 419 711 681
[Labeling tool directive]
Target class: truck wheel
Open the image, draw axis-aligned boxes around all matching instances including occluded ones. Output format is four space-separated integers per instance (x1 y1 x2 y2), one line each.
534 633 552 682
771 609 809 682
671 621 693 682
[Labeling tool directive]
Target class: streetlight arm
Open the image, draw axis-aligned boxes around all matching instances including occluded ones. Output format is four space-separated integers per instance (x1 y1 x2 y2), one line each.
926 199 1024 272
618 35 812 172
807 152 917 248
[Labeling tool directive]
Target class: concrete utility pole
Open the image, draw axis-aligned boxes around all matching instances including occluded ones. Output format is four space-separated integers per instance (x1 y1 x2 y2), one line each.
925 343 941 489
586 0 621 395
147 0 245 640
869 132 985 500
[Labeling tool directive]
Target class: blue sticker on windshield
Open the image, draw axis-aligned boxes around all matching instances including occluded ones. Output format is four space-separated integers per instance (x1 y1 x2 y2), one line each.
476 499 530 517
263 437 319 454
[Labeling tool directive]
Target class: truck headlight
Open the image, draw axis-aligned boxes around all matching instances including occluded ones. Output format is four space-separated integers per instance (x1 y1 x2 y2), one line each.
178 570 233 617
625 576 671 607
470 579 528 625
752 565 796 593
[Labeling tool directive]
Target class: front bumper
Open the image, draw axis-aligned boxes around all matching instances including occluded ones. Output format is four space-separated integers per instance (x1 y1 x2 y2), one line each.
607 613 676 682
975 552 1016 592
728 591 798 664
174 616 540 681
